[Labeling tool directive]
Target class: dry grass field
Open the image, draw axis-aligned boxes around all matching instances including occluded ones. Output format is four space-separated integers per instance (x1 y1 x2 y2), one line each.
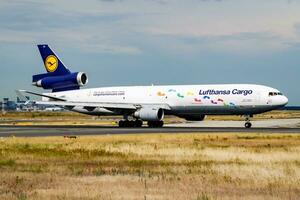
1 133 300 200
1 110 300 126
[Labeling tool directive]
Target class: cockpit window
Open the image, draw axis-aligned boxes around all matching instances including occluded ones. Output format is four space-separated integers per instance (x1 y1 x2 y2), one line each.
269 92 283 96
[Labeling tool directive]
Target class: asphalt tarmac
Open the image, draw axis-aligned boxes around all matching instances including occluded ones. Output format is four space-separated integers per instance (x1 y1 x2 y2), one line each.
0 125 299 137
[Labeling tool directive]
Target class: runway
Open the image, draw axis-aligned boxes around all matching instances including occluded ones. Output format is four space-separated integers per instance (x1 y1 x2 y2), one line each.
0 125 299 137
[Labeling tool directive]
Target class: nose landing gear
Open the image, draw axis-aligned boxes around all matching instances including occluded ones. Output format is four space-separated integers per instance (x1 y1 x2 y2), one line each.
244 115 253 128
245 122 252 128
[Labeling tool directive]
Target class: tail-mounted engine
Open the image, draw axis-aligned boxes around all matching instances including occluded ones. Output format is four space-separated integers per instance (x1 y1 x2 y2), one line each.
32 72 88 92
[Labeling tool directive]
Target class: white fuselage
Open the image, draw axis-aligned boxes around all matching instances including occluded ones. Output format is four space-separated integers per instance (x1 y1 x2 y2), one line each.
44 84 288 116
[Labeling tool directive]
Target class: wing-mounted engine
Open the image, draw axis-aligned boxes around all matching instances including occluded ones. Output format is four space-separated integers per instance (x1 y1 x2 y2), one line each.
134 107 164 121
32 72 88 92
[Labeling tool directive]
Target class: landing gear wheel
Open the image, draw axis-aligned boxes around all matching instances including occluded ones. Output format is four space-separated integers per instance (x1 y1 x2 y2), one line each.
134 120 143 127
147 121 164 128
158 121 164 127
245 122 252 128
119 120 131 127
119 120 127 127
119 120 143 127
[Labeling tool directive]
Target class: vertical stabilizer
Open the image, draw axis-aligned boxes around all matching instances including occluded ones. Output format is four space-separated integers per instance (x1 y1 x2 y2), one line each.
37 44 71 75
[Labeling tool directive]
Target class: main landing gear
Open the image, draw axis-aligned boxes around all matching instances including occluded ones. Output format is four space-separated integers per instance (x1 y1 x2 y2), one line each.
244 115 252 128
147 121 164 128
118 119 164 128
118 120 143 127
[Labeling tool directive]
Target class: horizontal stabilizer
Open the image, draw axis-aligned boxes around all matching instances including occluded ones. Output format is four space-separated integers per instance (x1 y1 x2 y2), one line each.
18 90 66 101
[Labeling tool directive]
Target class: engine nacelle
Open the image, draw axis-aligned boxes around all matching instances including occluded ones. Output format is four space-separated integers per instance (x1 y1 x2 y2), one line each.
134 107 164 121
34 72 88 91
177 114 206 121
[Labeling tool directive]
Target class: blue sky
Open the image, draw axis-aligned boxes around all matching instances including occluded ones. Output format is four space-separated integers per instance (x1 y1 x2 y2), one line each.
0 0 299 105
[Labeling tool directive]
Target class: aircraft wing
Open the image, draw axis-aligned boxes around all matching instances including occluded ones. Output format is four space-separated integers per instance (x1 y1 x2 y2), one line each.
35 101 171 110
36 101 136 110
18 90 171 111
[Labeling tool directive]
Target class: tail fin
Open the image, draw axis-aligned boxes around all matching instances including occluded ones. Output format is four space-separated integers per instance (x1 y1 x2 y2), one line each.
33 44 71 82
32 45 88 93
37 44 71 75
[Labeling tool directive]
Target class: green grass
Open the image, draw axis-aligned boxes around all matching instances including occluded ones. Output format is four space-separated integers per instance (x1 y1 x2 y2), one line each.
0 159 16 167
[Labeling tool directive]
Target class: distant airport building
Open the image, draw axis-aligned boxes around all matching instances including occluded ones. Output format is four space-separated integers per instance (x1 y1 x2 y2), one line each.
0 96 67 112
2 98 17 111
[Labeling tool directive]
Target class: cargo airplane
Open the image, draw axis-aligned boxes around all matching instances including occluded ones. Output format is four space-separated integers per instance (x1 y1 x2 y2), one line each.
19 45 288 128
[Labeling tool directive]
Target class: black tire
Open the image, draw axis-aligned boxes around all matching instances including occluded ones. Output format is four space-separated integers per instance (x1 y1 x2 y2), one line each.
245 122 252 128
119 120 142 128
128 121 135 127
158 121 164 127
147 121 153 128
134 120 143 127
147 121 164 128
119 120 125 127
119 120 131 127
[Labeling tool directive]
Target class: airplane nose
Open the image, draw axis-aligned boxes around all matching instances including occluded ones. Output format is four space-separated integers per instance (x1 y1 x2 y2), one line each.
272 95 288 107
282 96 289 106
277 96 288 106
